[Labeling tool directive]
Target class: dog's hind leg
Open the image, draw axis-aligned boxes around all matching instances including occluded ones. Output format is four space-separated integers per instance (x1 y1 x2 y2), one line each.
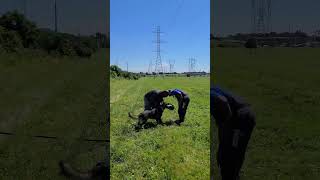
136 115 148 130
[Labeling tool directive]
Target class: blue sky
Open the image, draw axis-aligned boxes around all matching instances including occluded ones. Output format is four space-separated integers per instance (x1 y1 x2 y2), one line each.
111 0 210 73
213 0 320 36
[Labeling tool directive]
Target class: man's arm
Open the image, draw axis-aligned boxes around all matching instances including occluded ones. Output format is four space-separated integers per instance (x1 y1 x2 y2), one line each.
212 94 232 126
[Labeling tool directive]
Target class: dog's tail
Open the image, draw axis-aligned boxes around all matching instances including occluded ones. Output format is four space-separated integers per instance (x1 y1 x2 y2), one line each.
59 161 91 179
59 161 108 180
128 112 139 120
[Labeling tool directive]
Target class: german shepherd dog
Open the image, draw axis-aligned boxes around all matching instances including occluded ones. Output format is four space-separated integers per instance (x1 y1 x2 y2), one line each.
128 102 174 130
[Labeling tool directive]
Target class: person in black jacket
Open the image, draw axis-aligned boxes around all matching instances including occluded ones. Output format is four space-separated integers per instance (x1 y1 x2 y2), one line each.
211 86 256 180
143 90 170 110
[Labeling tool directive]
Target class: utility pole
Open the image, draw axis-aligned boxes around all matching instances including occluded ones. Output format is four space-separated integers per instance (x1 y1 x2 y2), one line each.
54 0 58 32
126 62 128 72
24 0 27 17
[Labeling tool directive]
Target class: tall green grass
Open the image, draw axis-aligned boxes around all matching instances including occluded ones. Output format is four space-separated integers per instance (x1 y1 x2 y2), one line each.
111 77 210 179
212 48 320 179
0 50 107 179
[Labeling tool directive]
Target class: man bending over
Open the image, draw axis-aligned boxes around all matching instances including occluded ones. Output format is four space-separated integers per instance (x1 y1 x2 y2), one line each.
211 85 256 180
168 89 190 125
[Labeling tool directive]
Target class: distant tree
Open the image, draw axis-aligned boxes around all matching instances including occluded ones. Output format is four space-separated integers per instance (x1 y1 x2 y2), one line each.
110 65 122 76
57 38 76 56
245 38 257 48
0 11 39 48
0 26 23 52
245 38 258 55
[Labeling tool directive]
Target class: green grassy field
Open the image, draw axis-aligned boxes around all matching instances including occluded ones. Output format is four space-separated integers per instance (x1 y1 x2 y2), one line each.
110 77 210 179
0 50 107 179
212 48 320 179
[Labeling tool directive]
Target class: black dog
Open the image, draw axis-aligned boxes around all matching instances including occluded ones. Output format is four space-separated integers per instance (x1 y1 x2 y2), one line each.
129 103 174 130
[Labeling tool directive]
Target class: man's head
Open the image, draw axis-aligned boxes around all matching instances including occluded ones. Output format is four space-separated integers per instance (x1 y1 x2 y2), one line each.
167 89 183 96
159 90 170 97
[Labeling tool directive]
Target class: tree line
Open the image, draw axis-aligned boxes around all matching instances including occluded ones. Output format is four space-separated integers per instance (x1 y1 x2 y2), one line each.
110 65 142 80
0 11 109 57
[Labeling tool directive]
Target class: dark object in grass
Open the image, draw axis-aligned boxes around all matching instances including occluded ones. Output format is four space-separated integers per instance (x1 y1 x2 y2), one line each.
59 160 108 180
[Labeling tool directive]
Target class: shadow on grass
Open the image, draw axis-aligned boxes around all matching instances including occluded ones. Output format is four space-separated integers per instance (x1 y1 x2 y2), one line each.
135 119 180 131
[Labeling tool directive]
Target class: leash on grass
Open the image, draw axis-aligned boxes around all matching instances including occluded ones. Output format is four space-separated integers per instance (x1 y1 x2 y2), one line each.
0 131 109 143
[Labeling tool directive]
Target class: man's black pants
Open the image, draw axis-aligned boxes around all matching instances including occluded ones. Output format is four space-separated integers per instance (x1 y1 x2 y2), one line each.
178 95 190 122
217 106 256 180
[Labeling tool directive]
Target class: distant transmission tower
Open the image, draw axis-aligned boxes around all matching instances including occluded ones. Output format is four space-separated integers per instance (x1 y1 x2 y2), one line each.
251 0 272 34
148 60 153 74
188 58 196 72
153 26 165 74
169 59 175 73
126 62 128 72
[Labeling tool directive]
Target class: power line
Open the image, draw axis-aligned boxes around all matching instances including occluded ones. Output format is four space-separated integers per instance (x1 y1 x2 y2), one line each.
167 0 185 32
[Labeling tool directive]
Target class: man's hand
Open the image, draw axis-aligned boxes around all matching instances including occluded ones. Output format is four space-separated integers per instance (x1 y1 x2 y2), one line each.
165 103 175 110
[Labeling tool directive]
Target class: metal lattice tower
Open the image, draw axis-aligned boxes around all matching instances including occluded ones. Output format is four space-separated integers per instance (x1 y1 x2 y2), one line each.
251 0 272 34
188 58 196 72
169 59 175 73
153 26 164 74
